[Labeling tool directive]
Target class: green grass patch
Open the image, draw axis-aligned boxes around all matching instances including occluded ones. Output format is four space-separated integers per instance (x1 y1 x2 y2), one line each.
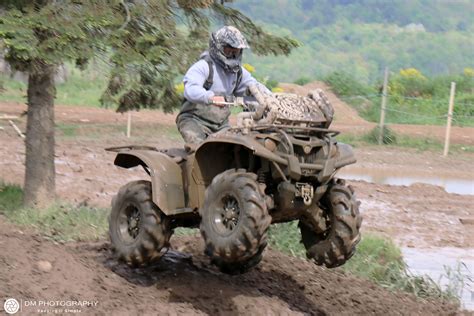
268 222 306 258
344 234 459 302
268 222 460 303
0 75 27 103
0 183 108 242
0 66 107 107
336 129 474 153
0 182 23 211
324 71 474 127
55 73 107 107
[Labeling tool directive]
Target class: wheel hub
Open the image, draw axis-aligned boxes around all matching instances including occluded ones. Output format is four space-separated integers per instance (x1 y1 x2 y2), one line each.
119 205 141 242
213 195 240 234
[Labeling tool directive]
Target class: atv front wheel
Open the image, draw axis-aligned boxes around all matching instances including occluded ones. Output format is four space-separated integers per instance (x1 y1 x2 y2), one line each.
109 180 171 266
200 169 271 274
299 179 362 268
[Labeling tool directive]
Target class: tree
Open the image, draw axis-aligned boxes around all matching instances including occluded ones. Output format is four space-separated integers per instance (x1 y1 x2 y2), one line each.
0 0 298 208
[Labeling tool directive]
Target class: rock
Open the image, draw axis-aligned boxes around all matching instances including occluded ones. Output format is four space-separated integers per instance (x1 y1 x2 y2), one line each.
37 260 52 272
459 218 474 225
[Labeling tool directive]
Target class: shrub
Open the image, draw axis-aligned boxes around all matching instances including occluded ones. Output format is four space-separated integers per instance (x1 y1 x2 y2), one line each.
392 68 431 97
324 71 372 96
364 126 397 144
265 78 280 90
294 77 311 86
463 67 474 77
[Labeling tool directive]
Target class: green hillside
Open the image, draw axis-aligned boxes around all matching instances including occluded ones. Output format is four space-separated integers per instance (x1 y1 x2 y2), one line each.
230 0 474 83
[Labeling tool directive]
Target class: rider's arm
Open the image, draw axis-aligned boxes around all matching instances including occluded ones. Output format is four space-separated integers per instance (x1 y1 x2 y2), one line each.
183 60 215 104
234 67 272 96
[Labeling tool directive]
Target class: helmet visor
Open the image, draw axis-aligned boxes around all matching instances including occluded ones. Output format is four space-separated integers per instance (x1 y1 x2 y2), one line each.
223 45 242 59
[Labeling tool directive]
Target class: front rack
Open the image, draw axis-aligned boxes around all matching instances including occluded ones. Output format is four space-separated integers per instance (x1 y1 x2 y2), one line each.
250 124 340 137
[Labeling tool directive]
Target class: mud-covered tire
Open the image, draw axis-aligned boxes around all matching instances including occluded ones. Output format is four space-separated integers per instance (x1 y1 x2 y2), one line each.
200 169 271 274
299 179 362 268
109 180 172 266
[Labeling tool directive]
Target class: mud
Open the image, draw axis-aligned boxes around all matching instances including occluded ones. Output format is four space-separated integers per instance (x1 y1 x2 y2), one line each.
0 218 459 315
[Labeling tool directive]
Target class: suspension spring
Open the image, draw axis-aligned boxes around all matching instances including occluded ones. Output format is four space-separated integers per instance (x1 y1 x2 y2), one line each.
258 169 267 183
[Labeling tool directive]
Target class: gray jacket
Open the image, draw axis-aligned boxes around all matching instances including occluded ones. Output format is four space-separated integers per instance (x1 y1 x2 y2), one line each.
179 52 269 124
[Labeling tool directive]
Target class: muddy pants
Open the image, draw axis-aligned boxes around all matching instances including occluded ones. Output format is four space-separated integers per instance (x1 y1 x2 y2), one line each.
176 114 229 144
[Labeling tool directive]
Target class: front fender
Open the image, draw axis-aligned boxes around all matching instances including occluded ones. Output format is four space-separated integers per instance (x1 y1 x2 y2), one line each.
335 142 356 168
113 150 185 215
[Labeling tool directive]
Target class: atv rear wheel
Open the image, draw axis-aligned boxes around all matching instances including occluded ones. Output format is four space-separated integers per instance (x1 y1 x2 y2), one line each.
299 179 362 268
109 180 171 266
200 169 271 274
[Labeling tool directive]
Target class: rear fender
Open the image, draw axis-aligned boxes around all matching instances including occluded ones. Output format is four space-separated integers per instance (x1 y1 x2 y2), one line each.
113 150 185 215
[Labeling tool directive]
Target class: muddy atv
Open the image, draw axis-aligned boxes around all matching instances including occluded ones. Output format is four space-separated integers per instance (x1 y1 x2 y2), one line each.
106 85 362 274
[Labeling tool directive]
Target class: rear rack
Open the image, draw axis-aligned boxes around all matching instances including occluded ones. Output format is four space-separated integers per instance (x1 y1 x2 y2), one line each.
105 145 159 152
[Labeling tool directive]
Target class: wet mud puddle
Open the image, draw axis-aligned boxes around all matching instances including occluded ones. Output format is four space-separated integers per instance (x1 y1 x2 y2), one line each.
339 167 474 195
402 247 474 311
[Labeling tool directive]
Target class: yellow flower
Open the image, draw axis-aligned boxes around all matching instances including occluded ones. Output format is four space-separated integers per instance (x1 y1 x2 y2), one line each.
463 67 474 77
175 82 184 94
399 68 426 81
243 63 255 73
272 87 284 93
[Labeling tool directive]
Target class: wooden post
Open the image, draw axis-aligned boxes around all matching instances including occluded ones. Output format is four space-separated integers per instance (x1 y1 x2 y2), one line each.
378 67 389 145
126 111 132 138
443 82 456 156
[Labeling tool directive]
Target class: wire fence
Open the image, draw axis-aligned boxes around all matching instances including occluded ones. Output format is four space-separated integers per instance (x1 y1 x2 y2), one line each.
1 78 473 156
337 92 474 126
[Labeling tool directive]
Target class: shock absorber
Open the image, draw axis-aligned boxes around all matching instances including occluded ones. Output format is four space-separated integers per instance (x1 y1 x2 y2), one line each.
257 169 267 183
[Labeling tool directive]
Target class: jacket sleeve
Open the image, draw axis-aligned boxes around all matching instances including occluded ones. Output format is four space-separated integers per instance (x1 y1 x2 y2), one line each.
234 67 272 96
183 60 215 104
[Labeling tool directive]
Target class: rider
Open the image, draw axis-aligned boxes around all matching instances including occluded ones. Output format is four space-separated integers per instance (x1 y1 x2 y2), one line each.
176 25 270 144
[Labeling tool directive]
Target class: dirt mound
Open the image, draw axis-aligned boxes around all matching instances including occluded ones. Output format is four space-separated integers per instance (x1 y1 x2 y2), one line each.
0 216 458 315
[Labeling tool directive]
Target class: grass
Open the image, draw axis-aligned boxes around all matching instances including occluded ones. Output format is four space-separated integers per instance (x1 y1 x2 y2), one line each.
0 182 107 242
0 64 107 107
55 73 106 107
267 221 306 257
0 75 27 103
0 183 23 211
324 71 474 128
336 128 474 153
268 222 461 304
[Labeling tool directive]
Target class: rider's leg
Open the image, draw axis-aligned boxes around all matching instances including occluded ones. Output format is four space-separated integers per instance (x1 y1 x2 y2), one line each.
177 116 212 144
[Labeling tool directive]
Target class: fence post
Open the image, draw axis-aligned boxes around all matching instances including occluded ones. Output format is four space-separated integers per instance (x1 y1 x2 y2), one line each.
378 67 389 145
443 82 456 156
127 111 132 138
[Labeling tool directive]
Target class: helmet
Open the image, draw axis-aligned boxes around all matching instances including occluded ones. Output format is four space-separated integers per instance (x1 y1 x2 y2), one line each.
209 26 249 73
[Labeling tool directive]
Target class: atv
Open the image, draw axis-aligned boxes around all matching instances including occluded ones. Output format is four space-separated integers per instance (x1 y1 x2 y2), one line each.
106 85 362 274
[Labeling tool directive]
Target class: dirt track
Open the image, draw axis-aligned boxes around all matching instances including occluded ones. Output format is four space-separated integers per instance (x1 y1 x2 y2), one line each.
1 84 473 314
0 218 459 315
